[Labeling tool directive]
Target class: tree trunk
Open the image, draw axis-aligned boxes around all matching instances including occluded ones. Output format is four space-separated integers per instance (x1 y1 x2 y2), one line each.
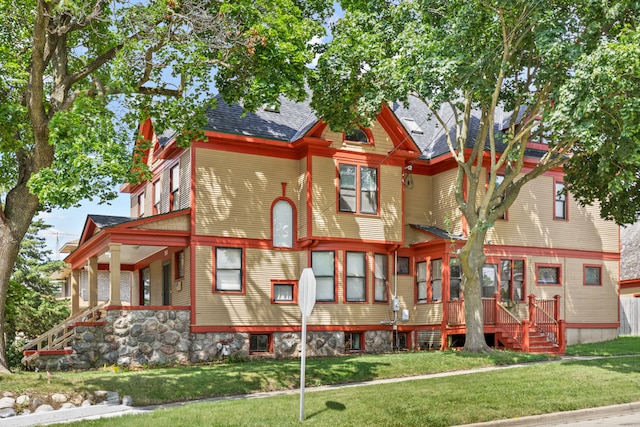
0 169 44 372
460 228 492 353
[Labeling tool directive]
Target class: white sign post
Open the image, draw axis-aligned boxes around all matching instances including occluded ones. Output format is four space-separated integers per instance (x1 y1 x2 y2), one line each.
298 268 316 422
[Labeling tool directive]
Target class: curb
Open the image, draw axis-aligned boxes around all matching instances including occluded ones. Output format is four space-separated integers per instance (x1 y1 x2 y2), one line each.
457 401 640 426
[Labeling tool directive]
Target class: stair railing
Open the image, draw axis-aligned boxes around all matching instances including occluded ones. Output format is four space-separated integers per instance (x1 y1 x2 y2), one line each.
493 293 528 351
19 303 106 364
530 295 559 345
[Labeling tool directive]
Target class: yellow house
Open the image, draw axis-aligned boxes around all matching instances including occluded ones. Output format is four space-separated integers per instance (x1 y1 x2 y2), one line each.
24 96 620 369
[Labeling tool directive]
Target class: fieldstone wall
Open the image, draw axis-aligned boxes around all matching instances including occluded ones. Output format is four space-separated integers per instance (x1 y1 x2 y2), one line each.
32 309 397 371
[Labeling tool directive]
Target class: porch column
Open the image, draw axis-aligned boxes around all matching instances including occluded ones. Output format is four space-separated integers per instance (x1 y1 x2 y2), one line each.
88 256 98 308
71 270 80 315
108 243 122 306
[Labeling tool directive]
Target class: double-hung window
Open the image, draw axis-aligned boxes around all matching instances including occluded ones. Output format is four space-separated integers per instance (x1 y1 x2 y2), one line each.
374 254 388 302
312 251 335 302
450 259 462 300
417 261 427 303
431 259 442 302
170 164 180 211
339 164 378 214
153 180 161 214
554 181 567 220
215 247 242 292
499 259 525 301
137 192 145 217
345 252 366 302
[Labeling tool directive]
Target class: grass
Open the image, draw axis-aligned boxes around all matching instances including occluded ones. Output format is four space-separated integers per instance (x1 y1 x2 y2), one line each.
2 337 638 426
565 335 640 356
61 354 640 426
2 350 553 406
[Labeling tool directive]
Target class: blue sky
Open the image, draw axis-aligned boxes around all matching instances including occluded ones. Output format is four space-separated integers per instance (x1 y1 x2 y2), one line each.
36 3 345 259
37 193 130 259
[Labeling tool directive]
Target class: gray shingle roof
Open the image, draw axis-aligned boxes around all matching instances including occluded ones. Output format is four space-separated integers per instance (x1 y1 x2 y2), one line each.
203 95 318 142
88 215 135 229
410 224 466 241
621 222 640 281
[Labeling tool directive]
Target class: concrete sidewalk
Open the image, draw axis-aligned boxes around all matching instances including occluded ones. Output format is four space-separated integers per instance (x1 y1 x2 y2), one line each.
2 357 639 426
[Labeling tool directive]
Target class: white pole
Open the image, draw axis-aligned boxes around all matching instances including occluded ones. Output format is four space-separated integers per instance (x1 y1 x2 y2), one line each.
299 314 307 421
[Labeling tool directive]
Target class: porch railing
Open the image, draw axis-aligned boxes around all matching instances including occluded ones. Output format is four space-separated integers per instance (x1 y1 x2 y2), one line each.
446 294 565 353
19 303 106 364
446 298 496 326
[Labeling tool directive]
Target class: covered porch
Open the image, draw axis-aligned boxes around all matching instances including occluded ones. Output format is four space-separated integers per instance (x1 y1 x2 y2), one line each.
63 211 191 314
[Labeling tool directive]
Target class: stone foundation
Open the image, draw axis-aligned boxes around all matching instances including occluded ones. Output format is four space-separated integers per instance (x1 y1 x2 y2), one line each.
31 309 397 371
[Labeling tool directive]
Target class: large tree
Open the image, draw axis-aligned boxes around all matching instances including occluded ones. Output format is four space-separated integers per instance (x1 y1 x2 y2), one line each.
0 0 332 372
6 220 69 369
311 1 640 352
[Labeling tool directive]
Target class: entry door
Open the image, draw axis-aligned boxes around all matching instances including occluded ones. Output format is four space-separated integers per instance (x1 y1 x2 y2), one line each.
162 261 171 306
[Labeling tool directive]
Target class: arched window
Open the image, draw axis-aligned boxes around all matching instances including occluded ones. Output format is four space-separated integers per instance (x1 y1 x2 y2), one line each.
344 126 371 144
273 200 293 248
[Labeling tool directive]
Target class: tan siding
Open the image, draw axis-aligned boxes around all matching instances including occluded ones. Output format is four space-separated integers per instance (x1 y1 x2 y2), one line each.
430 169 463 234
489 175 618 252
322 120 396 156
526 256 618 324
404 174 432 228
394 275 443 325
171 250 191 306
194 245 215 325
149 260 164 306
137 215 190 231
311 159 403 242
195 148 302 238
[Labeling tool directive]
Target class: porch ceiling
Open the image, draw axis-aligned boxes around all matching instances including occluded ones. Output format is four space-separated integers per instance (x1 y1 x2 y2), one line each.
97 244 166 266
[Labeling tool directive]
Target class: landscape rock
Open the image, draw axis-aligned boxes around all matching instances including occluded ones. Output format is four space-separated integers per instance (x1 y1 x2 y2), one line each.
0 408 15 418
34 404 54 413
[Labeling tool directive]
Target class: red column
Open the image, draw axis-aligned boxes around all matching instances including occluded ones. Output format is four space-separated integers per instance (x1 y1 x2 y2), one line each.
554 295 562 322
522 319 530 352
528 294 536 325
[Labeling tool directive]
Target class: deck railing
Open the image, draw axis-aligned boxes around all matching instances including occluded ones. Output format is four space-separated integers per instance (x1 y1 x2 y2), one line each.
446 294 565 353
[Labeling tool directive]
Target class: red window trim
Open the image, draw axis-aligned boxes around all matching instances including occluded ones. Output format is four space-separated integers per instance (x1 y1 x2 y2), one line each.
271 280 298 304
342 126 375 146
170 164 180 212
535 263 562 286
212 247 246 294
395 255 412 276
137 191 145 218
373 253 389 304
583 264 603 286
343 251 368 304
152 180 161 215
344 331 365 352
174 250 185 280
270 197 297 250
553 178 568 221
311 250 337 304
336 163 380 216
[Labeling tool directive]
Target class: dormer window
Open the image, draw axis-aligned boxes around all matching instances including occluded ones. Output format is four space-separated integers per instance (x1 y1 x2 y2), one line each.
344 126 370 144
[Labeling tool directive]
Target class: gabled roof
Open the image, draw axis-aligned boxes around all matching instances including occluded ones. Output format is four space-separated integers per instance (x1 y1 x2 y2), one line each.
203 95 318 142
391 97 548 161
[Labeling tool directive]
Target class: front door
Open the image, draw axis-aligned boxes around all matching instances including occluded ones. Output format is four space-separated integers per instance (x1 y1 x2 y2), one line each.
162 261 171 306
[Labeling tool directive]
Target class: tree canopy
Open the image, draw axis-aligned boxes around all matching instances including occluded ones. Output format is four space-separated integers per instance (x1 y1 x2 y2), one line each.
0 0 333 371
311 0 640 351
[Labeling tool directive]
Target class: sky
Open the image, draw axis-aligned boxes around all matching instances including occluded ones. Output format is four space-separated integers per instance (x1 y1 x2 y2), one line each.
35 3 345 260
37 193 130 260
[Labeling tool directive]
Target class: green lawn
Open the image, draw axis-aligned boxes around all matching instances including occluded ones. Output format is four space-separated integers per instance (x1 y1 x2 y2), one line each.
4 337 639 426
